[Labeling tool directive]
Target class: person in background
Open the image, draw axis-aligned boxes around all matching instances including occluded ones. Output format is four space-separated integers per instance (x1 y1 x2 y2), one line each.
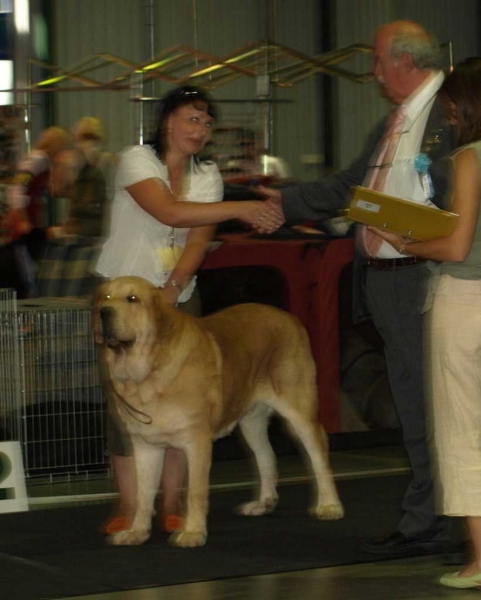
71 116 117 211
369 57 481 589
72 116 117 185
96 85 283 535
50 116 116 239
259 20 458 557
0 127 70 297
4 126 70 240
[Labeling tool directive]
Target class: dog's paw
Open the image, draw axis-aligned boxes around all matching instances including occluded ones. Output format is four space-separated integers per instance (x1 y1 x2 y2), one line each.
236 499 277 516
107 529 150 546
169 531 207 548
310 503 344 521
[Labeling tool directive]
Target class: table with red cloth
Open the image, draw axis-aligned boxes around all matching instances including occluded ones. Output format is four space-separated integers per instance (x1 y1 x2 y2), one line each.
201 233 355 433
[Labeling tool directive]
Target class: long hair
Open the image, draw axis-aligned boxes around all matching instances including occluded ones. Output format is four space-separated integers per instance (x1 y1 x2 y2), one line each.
148 85 217 162
438 57 481 147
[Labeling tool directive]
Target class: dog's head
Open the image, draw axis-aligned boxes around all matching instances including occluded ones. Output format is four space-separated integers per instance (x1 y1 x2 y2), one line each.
93 276 171 350
93 276 188 384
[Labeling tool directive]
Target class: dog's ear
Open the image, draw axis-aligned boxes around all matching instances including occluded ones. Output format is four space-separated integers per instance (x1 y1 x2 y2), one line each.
91 280 106 345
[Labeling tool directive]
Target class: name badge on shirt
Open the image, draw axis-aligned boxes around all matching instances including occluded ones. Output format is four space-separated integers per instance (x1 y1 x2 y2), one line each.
157 246 183 271
414 153 434 200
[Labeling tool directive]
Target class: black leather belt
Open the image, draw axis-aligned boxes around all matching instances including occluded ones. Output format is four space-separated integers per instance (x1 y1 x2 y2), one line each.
364 256 426 269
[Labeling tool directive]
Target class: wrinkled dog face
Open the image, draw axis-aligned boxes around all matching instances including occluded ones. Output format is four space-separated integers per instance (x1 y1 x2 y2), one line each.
94 276 158 350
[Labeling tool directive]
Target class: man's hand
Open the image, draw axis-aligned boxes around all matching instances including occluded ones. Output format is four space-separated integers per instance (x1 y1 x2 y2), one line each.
252 186 285 234
257 185 282 205
253 199 285 234
236 200 285 234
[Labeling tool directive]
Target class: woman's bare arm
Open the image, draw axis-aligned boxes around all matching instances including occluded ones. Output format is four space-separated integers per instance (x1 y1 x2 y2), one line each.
126 178 284 232
369 148 481 262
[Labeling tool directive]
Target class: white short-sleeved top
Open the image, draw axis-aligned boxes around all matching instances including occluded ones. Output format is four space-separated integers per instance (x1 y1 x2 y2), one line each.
96 145 223 302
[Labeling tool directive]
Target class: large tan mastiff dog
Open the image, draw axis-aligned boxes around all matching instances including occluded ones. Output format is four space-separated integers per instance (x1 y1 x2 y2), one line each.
94 276 343 548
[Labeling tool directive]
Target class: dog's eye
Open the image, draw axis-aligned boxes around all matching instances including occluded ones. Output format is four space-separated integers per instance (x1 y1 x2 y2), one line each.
126 295 138 303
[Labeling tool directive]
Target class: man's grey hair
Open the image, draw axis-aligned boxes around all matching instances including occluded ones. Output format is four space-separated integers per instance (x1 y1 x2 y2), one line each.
390 27 441 70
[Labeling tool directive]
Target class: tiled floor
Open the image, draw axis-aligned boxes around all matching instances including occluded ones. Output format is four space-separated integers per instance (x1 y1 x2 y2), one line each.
21 444 472 600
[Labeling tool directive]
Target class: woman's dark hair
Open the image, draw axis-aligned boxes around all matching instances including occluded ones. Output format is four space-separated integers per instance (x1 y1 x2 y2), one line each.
438 57 481 146
148 85 217 160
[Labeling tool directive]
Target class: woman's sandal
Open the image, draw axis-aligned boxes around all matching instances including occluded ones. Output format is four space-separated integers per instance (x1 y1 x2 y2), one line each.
440 571 481 589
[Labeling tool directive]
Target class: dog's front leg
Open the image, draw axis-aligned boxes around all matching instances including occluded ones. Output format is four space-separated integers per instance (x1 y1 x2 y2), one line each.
109 438 165 546
169 435 212 548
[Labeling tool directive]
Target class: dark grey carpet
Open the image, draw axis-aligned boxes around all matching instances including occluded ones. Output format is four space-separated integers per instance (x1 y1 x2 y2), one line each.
0 474 410 600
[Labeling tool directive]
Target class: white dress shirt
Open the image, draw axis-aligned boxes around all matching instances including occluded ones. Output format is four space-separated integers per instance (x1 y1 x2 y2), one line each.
367 70 445 259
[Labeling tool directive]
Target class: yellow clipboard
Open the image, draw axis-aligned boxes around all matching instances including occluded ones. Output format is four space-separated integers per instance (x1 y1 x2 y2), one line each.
345 186 458 241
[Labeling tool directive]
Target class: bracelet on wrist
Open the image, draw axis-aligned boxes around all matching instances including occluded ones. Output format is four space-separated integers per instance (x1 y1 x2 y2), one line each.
164 279 183 291
399 240 413 256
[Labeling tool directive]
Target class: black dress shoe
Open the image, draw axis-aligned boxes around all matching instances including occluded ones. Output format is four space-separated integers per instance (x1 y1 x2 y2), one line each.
361 531 446 557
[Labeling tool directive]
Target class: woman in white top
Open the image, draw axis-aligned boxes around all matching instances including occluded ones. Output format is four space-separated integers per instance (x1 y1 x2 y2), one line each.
97 85 283 536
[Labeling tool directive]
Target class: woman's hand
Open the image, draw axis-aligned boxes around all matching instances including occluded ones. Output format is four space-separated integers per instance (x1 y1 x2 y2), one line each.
237 200 285 233
160 283 181 307
367 226 413 252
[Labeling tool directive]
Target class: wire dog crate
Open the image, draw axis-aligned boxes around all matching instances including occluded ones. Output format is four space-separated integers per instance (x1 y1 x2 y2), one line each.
0 290 107 479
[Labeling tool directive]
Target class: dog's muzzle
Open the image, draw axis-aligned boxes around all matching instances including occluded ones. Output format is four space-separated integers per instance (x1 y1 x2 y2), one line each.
99 306 118 346
99 306 135 349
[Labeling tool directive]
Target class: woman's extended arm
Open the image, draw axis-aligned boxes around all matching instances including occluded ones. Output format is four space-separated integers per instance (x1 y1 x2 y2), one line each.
369 148 481 262
161 224 216 305
126 177 284 232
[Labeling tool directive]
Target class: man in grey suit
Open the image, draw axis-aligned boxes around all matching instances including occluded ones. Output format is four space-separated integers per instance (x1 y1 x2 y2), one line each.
260 20 456 557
